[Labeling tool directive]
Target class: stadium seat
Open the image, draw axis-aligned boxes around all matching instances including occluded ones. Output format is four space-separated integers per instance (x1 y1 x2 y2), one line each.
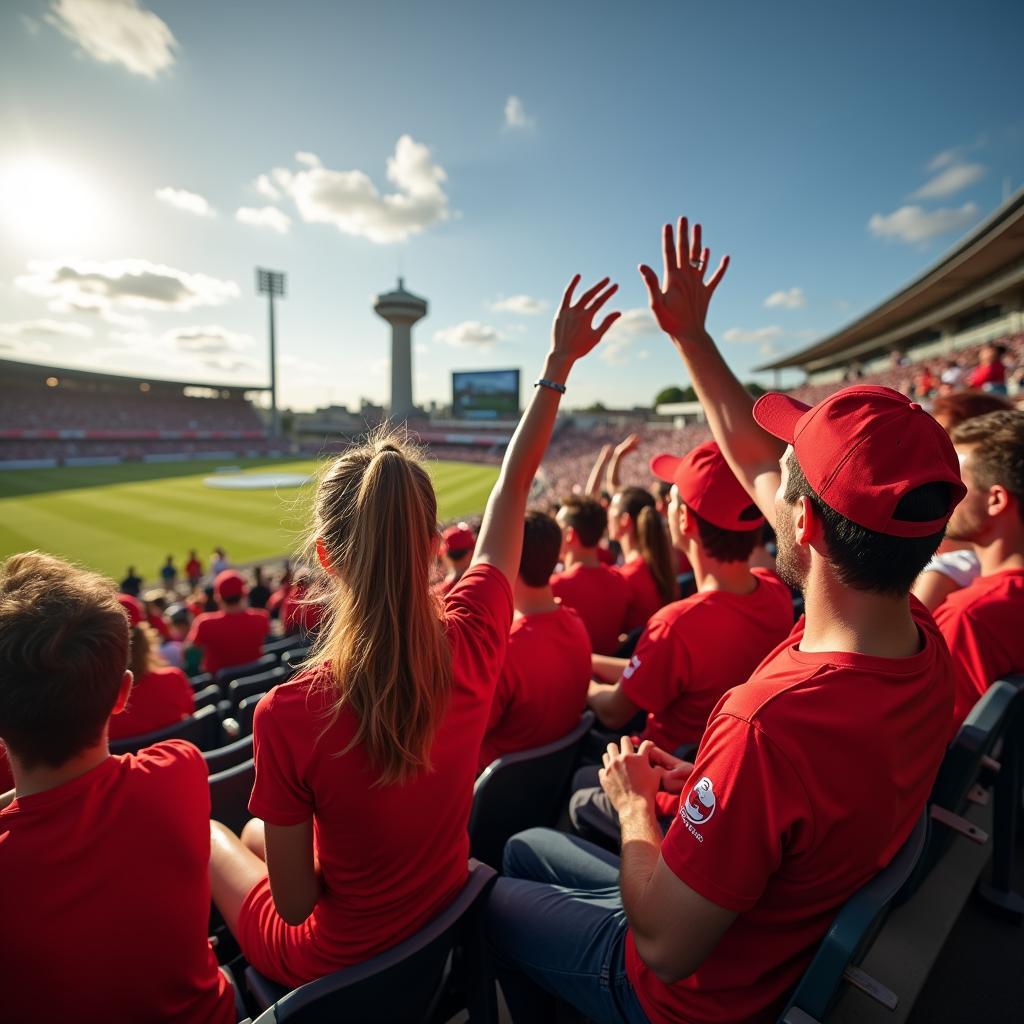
228 666 292 709
282 646 311 671
190 672 214 691
192 683 222 713
214 654 278 688
263 635 308 660
470 711 596 869
109 703 222 755
209 758 256 836
244 859 498 1024
203 734 254 775
778 811 928 1024
236 693 266 737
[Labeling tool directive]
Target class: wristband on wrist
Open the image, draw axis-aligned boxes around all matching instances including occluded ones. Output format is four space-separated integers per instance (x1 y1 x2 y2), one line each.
534 378 567 394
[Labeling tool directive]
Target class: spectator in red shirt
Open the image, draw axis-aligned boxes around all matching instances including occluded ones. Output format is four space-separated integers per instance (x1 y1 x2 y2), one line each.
433 523 476 597
207 272 621 988
479 510 592 772
485 218 961 1024
186 570 270 676
932 411 1024 729
280 568 323 637
185 549 203 588
0 552 234 1023
968 342 1008 393
551 495 631 654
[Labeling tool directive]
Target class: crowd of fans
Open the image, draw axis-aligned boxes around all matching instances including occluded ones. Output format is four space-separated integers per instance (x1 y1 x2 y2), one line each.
2 220 1024 1024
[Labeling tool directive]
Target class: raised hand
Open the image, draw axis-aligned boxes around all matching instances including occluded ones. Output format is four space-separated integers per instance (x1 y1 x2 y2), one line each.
550 275 621 366
614 433 640 458
639 218 729 349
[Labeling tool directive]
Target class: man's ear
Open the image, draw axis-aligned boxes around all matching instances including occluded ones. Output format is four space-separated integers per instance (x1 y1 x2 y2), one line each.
988 484 1013 519
111 670 134 716
678 503 697 538
794 495 816 547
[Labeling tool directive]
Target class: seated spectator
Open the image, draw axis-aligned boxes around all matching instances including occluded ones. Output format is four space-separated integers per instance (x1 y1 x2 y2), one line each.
0 552 234 1022
932 411 1024 729
551 496 630 654
265 562 291 620
160 555 177 589
206 272 617 987
433 523 476 597
160 602 192 668
280 568 323 637
185 549 203 588
968 342 1008 394
143 588 171 641
486 218 960 1024
186 570 270 675
120 565 142 597
249 565 271 609
478 511 592 772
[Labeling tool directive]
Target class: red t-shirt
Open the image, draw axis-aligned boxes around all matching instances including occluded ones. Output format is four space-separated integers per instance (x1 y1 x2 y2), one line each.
187 608 270 675
108 666 195 741
0 745 12 794
550 562 630 655
933 568 1024 731
281 591 323 636
621 569 794 750
627 603 954 1024
186 558 203 580
614 556 672 632
969 362 1006 388
0 741 234 1023
237 564 512 987
478 605 592 772
147 610 171 640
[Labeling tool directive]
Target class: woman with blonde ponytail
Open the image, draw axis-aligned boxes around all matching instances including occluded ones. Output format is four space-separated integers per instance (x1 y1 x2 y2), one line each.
209 273 620 988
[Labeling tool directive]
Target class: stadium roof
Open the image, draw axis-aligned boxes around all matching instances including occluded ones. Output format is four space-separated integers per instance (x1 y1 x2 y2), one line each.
0 357 270 394
757 185 1024 373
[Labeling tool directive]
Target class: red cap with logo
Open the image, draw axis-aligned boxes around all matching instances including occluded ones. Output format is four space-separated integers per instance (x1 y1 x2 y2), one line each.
441 523 476 557
650 440 765 532
214 569 248 600
117 594 145 627
753 385 966 538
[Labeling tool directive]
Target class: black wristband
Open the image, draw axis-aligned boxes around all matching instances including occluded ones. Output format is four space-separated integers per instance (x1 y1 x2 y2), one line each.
534 378 567 394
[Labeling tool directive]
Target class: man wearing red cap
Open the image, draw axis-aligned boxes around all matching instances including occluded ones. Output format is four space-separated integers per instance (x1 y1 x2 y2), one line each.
485 218 962 1024
186 570 269 676
433 523 476 598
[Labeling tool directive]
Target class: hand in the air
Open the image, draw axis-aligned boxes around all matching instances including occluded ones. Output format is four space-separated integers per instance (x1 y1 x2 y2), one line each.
550 275 621 366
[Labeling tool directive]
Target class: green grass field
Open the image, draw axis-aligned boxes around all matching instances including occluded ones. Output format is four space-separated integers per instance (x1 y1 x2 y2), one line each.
0 458 499 584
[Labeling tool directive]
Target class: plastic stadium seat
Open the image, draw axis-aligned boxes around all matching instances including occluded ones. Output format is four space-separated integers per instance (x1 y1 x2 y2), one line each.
214 654 278 688
236 693 266 737
244 860 498 1024
778 811 928 1024
228 667 292 709
209 758 255 836
192 683 222 713
203 734 254 775
470 711 596 869
109 703 222 755
281 647 311 671
190 672 214 691
263 635 308 660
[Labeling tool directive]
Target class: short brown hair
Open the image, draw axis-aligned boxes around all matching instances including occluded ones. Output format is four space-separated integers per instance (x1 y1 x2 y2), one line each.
558 496 607 548
519 511 563 587
0 552 128 769
951 410 1024 522
685 503 763 563
930 391 1012 431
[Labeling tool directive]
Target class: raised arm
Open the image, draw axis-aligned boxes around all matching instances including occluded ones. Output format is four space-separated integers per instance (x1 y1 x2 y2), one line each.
473 275 621 584
605 433 640 494
639 218 784 527
584 444 614 499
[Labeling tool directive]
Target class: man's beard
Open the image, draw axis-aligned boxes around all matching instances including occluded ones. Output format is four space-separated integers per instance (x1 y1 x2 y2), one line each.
774 506 807 591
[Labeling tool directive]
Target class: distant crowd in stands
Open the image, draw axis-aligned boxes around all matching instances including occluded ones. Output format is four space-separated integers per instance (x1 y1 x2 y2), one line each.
2 219 1024 1024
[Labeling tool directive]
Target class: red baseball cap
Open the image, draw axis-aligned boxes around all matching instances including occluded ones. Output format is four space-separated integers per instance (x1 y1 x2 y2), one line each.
214 569 248 600
117 594 145 627
650 441 764 532
441 523 476 556
753 385 966 538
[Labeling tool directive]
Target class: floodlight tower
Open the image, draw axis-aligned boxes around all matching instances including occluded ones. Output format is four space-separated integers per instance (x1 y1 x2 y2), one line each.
256 268 286 438
373 277 428 422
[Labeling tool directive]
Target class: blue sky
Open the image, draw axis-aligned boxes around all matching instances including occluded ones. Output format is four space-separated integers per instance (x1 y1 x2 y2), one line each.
1 0 1022 412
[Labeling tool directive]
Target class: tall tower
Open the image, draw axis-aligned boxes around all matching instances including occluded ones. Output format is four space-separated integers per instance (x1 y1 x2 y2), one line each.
373 278 428 422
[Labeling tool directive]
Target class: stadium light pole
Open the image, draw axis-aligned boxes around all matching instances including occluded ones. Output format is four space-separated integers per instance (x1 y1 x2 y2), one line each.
256 268 286 439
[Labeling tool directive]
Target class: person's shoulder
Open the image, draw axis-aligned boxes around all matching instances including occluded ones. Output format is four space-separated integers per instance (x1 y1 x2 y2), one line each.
557 603 591 637
444 562 513 611
131 739 207 783
258 665 332 721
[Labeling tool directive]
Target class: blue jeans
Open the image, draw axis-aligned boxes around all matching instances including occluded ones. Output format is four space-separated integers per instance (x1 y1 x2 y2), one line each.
484 828 650 1024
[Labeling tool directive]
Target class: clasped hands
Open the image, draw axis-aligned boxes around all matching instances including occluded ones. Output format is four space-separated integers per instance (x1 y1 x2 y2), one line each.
599 736 694 818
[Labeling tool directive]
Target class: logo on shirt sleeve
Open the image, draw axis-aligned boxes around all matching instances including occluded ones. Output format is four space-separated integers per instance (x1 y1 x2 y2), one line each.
622 654 641 680
679 777 717 842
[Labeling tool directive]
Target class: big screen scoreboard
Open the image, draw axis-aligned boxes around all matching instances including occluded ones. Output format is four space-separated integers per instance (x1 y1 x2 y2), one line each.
451 369 521 420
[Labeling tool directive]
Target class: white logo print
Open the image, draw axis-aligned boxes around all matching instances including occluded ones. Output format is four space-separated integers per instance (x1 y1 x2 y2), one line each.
682 777 717 826
622 654 641 680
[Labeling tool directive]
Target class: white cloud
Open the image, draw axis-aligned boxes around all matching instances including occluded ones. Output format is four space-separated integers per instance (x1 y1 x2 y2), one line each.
155 186 215 218
489 294 548 315
504 95 536 130
253 174 282 201
0 337 52 358
22 15 42 34
433 321 503 347
723 325 784 344
764 287 806 310
163 325 253 355
107 324 260 374
928 149 959 172
911 162 985 200
46 0 177 79
867 203 979 244
236 206 292 234
0 318 93 339
16 259 240 319
265 135 449 244
295 151 321 167
599 308 659 365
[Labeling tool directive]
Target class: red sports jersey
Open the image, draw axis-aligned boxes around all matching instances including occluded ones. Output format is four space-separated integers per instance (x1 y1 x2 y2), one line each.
237 564 512 987
186 557 203 580
147 610 171 640
478 605 592 772
628 603 953 1024
281 591 323 636
0 741 234 1024
187 608 269 675
614 556 672 632
108 666 195 740
621 569 793 750
933 568 1024 731
550 563 630 655
968 362 1006 388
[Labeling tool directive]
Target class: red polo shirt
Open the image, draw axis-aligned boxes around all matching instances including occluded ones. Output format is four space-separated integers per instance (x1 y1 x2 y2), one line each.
0 741 234 1023
187 607 269 675
621 569 793 750
108 666 195 741
550 562 630 655
478 605 592 772
628 602 954 1024
933 568 1024 731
